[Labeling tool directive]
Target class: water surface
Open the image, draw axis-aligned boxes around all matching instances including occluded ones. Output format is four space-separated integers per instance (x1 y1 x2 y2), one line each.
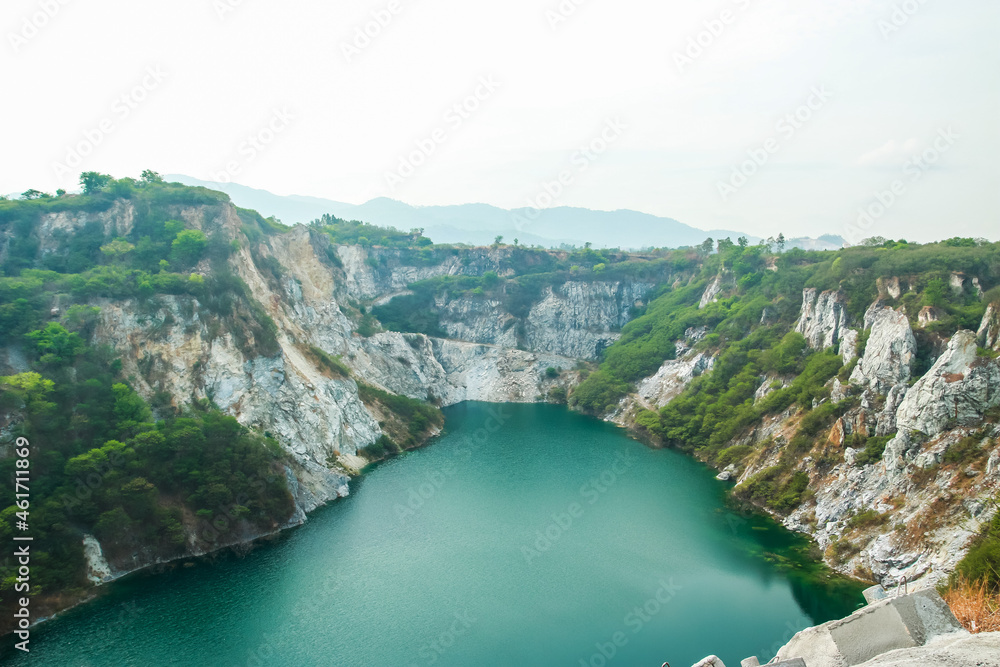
4 403 862 666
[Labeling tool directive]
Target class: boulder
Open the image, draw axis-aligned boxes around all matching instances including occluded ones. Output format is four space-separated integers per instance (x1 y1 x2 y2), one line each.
896 330 1000 437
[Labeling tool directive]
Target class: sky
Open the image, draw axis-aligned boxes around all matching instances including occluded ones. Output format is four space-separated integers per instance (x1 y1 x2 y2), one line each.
2 0 998 243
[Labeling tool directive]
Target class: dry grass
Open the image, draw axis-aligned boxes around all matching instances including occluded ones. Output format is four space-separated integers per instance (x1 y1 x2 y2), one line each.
943 577 1000 633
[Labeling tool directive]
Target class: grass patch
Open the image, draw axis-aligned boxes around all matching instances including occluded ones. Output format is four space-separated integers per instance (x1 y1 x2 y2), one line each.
943 577 1000 633
847 509 889 531
304 345 351 378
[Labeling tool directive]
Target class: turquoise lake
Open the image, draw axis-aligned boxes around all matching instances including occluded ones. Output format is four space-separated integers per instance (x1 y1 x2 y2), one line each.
3 402 863 666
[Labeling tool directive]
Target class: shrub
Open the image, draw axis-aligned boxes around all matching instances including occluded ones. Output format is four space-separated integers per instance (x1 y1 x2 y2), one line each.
716 445 753 469
547 386 568 404
847 509 889 531
853 435 894 467
954 509 1000 592
943 435 988 466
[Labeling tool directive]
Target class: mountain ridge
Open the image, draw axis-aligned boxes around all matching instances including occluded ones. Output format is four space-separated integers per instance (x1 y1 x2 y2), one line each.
167 174 845 251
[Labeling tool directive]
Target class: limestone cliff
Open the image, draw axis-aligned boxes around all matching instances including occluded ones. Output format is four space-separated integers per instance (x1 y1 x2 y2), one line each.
795 288 850 350
431 280 652 360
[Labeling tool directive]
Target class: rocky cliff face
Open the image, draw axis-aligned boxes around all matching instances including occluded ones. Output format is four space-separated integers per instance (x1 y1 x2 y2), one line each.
752 297 998 586
896 331 1000 436
795 288 850 350
7 199 998 598
979 302 1000 351
850 302 916 394
609 285 1000 589
433 280 652 360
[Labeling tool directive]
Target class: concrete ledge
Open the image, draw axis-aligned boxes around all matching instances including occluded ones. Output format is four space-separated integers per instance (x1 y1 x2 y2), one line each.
772 589 966 667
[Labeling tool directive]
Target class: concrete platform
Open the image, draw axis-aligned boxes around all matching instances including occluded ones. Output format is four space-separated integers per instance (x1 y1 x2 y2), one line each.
771 588 967 667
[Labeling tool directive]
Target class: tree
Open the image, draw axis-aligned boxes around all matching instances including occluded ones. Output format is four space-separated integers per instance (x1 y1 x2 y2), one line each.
776 233 786 253
20 189 46 200
700 238 715 255
79 172 113 195
140 170 164 184
170 229 209 266
100 238 136 261
493 235 504 247
738 236 749 248
25 323 85 364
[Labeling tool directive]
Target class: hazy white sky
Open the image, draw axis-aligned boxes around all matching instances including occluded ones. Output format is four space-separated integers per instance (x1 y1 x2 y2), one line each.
3 0 998 242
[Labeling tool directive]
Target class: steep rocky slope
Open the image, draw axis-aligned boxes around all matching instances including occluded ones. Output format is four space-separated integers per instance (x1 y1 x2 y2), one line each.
611 280 1000 589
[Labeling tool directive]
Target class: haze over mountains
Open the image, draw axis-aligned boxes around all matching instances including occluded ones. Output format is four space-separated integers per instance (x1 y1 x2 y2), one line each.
170 175 845 251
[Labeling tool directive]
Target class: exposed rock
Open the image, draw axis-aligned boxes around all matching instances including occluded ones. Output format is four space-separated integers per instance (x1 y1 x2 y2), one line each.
978 302 1000 351
841 329 860 362
36 200 137 256
795 289 850 349
829 418 846 446
83 534 113 584
949 273 965 295
831 378 848 402
699 274 725 308
851 302 916 393
877 276 904 300
972 277 984 299
988 450 1000 476
917 306 944 328
877 383 909 436
896 330 1000 437
523 281 652 359
636 352 715 409
439 298 519 350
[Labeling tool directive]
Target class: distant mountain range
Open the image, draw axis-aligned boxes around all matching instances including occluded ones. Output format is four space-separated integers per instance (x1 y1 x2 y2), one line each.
168 175 845 251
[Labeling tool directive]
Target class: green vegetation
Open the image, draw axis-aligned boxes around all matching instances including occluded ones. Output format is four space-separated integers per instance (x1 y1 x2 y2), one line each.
0 322 293 612
563 236 999 517
847 509 889 531
304 345 351 378
356 383 444 454
953 506 1000 591
943 434 991 466
851 434 895 467
371 247 689 341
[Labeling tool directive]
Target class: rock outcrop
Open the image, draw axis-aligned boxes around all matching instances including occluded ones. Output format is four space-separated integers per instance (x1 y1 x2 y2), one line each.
635 352 715 409
524 281 651 359
699 274 726 308
795 289 850 350
851 302 916 393
978 302 1000 351
896 330 1000 437
435 280 652 360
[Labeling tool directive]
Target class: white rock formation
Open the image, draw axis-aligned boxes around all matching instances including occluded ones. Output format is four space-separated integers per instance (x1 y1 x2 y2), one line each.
699 274 725 308
851 302 916 394
978 302 1000 351
435 281 652 360
795 289 850 350
636 352 715 409
896 330 1000 436
83 534 114 584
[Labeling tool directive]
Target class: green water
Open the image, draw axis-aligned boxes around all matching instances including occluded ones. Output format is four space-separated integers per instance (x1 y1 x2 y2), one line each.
3 403 863 666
